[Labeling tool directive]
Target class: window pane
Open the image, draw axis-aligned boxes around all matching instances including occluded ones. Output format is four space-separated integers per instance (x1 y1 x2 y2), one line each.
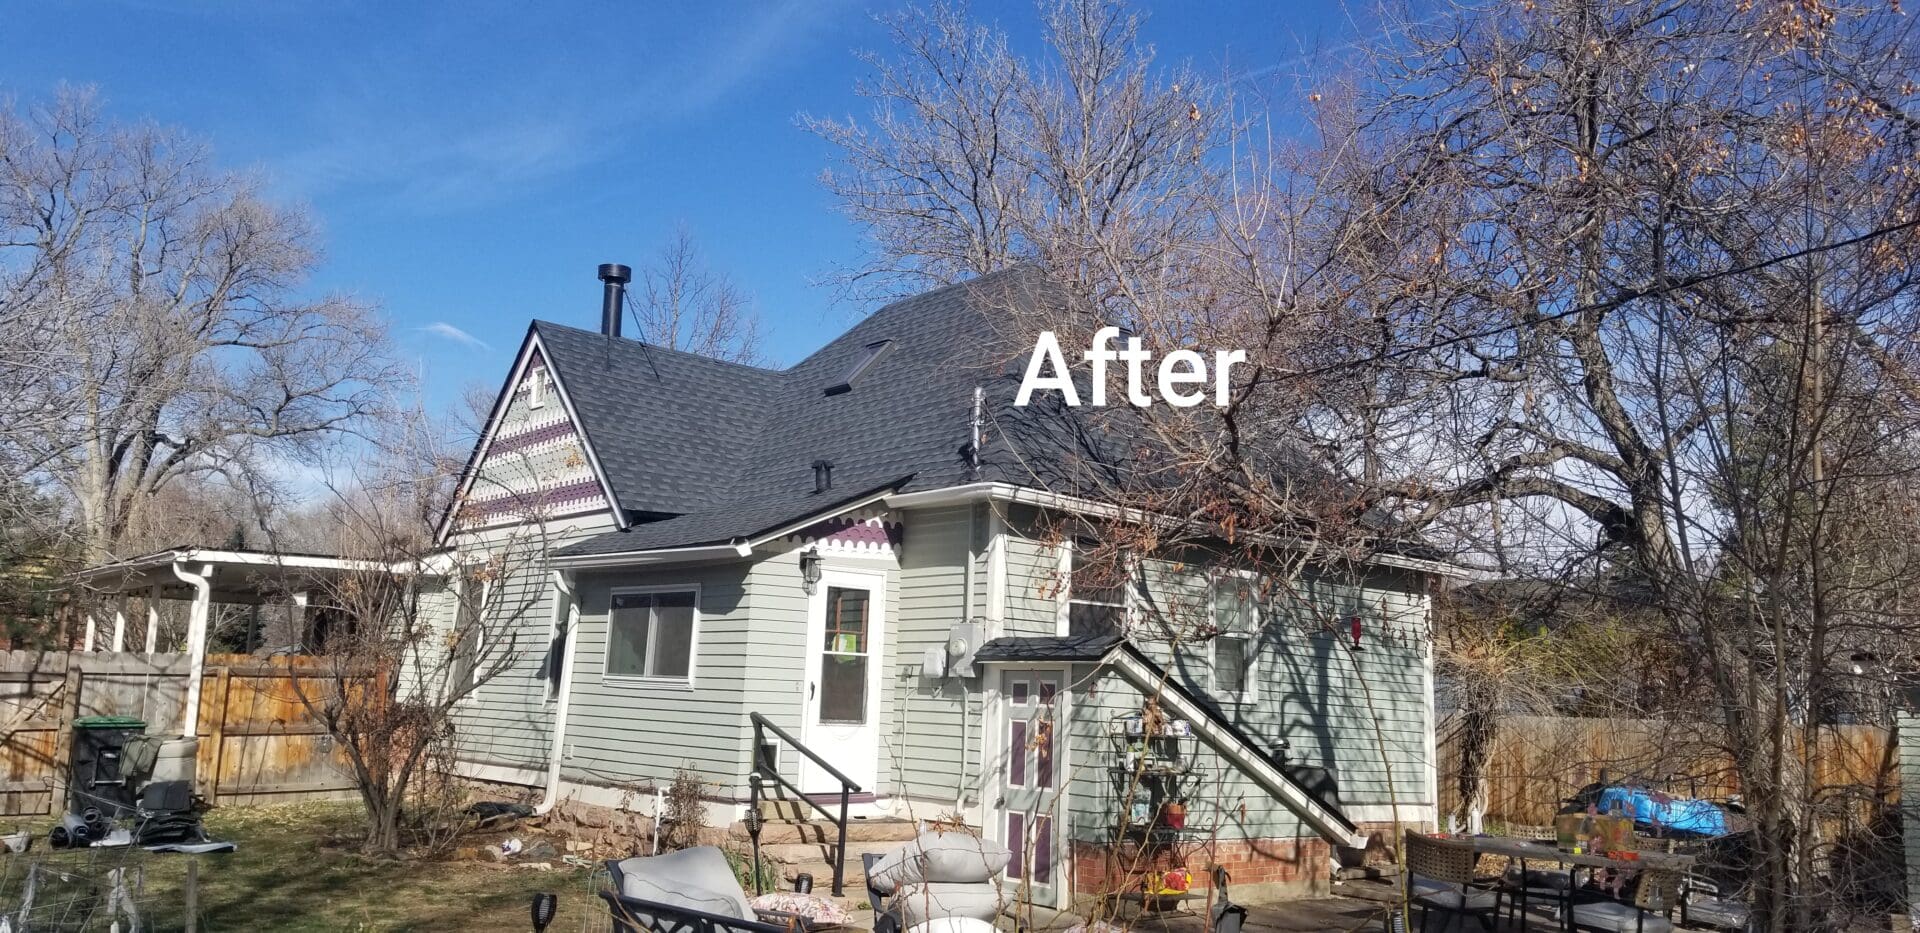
1215 636 1247 695
1215 577 1253 632
1007 813 1026 879
1036 720 1053 789
650 603 695 679
1009 720 1027 786
1069 601 1123 637
1033 816 1053 884
818 654 868 723
824 587 868 653
1070 547 1125 605
607 594 654 678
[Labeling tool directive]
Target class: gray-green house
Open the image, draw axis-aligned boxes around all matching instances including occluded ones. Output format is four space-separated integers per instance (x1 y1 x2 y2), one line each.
437 265 1453 905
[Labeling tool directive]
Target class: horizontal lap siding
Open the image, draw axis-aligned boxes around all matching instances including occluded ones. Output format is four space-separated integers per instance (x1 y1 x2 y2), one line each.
563 563 757 794
893 507 980 810
1066 664 1308 845
1134 560 1432 810
1003 529 1061 637
450 516 615 773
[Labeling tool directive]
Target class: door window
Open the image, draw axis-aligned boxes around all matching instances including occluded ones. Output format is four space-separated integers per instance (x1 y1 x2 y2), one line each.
818 586 871 723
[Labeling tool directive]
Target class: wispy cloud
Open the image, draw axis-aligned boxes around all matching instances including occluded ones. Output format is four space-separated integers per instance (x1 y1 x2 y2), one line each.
262 1 851 214
420 322 490 351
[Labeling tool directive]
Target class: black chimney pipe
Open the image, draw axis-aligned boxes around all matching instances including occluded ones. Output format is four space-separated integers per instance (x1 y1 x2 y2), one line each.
598 263 632 338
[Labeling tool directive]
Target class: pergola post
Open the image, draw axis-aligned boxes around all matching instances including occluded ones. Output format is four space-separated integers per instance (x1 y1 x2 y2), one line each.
171 562 214 739
83 611 97 652
111 596 127 653
146 585 161 654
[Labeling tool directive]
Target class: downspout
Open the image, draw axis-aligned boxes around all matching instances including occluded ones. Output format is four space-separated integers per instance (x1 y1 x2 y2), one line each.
536 570 580 815
171 562 214 739
957 505 979 811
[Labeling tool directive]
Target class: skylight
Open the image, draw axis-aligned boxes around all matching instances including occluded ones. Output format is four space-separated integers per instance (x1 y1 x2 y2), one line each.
824 339 894 396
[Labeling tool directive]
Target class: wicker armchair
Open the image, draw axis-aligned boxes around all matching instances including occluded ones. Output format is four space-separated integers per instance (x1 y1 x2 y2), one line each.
1403 831 1500 933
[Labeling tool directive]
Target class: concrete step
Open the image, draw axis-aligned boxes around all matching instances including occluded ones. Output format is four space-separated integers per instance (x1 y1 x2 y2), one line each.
757 838 907 866
729 816 919 845
777 858 868 892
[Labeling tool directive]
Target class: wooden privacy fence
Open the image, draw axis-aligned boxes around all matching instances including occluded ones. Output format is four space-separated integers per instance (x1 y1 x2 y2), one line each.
1437 714 1898 827
0 649 383 815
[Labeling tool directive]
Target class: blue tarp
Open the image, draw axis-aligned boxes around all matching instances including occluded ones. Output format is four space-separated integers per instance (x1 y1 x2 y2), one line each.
1595 785 1731 837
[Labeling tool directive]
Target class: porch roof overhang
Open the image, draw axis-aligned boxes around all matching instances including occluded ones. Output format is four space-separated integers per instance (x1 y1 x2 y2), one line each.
977 633 1368 849
66 546 435 603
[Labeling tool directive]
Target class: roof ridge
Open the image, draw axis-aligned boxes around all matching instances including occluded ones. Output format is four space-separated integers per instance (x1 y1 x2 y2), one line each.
531 320 784 375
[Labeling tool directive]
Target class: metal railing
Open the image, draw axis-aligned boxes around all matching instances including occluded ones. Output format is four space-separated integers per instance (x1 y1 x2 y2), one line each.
746 712 861 896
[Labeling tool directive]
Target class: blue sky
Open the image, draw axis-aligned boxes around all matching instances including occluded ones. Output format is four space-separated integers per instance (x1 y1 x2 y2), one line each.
4 0 1381 409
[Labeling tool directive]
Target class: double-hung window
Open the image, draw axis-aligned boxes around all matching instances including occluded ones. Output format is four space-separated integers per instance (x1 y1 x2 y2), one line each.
449 564 491 699
1211 573 1260 703
1066 542 1128 637
606 588 699 684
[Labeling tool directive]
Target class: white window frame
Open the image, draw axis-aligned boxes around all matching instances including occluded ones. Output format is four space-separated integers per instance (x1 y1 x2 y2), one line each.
1209 569 1261 705
602 583 702 688
528 370 548 409
1057 538 1131 637
450 560 493 703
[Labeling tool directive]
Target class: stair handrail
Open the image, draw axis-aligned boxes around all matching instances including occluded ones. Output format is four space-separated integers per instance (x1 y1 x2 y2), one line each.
747 712 861 896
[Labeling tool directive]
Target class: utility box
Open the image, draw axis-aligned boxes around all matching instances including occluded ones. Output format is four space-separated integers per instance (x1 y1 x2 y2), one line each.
68 716 146 818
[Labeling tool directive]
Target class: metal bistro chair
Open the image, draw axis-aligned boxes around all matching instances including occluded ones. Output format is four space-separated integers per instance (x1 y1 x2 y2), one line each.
1404 831 1501 933
1567 869 1682 933
1499 828 1576 931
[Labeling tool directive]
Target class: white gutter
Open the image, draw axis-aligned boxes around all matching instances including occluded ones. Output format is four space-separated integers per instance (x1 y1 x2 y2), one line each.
884 483 1473 579
1106 646 1367 849
536 570 581 815
171 562 214 740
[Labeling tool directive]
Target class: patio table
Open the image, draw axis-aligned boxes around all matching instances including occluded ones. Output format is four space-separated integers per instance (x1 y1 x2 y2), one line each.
1465 836 1696 932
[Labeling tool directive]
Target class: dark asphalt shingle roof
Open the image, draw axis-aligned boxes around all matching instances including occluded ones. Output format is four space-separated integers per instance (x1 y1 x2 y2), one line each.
545 267 1052 557
973 633 1122 663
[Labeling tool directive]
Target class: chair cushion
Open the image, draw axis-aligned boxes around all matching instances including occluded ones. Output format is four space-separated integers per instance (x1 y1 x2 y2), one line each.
1414 887 1500 912
905 919 1001 933
893 883 1005 927
1685 894 1750 930
868 832 1012 895
1570 900 1672 933
612 847 753 919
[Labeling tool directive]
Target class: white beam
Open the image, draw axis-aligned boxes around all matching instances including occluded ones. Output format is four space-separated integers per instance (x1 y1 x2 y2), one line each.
172 562 214 739
111 597 127 653
145 585 161 654
83 612 97 652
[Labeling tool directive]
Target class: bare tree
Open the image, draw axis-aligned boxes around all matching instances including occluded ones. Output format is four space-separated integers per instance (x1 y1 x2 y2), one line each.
631 227 762 364
804 0 1227 308
0 87 407 562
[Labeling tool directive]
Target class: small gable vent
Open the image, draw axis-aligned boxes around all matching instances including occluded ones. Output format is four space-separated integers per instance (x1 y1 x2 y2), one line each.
825 340 894 396
812 459 834 494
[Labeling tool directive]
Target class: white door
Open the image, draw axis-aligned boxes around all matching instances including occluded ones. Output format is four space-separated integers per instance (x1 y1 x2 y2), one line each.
992 668 1067 908
800 569 886 795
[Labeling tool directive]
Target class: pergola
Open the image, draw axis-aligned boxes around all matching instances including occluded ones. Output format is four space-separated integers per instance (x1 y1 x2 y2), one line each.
66 546 431 737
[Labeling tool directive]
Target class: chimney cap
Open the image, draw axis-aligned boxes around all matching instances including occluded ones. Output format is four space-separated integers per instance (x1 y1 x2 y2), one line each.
598 263 632 285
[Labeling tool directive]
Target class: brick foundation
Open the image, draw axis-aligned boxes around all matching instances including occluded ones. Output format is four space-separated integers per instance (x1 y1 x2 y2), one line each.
1071 835 1333 905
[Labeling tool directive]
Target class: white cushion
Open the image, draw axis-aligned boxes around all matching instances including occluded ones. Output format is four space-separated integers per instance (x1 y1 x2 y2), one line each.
1570 900 1672 933
893 883 1005 927
905 919 1000 933
613 847 752 919
868 832 1012 895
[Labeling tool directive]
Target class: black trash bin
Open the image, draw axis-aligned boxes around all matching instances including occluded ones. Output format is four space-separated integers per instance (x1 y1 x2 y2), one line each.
69 715 146 819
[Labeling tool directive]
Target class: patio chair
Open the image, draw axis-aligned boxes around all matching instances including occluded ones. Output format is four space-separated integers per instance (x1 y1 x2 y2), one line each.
1567 868 1681 933
1677 872 1750 931
1403 831 1501 933
863 852 897 933
603 847 806 933
862 831 1009 932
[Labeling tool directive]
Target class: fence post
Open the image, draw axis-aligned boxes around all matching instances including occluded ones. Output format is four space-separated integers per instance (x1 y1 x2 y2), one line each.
46 664 82 817
202 666 232 804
